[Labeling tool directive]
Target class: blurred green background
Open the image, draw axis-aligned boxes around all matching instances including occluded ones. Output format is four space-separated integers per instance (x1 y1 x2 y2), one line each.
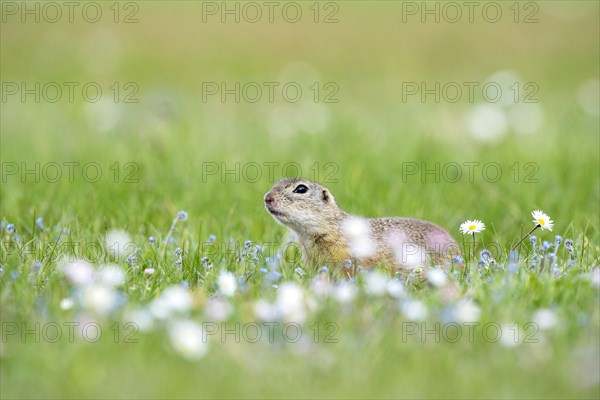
2 1 598 232
1 1 599 399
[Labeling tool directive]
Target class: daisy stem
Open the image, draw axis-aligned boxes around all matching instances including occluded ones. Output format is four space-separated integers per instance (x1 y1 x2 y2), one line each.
511 224 540 251
472 233 476 262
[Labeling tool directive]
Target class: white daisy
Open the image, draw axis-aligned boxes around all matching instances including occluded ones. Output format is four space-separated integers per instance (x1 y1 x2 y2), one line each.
531 210 554 231
342 216 376 258
459 220 485 234
217 271 237 297
105 229 134 261
276 282 306 323
97 264 125 287
386 280 406 298
426 269 448 288
149 286 192 320
333 282 357 305
204 298 233 321
453 299 481 323
253 299 279 321
60 298 75 310
62 259 94 287
401 299 428 321
364 271 389 296
532 308 557 330
82 284 117 316
168 319 207 360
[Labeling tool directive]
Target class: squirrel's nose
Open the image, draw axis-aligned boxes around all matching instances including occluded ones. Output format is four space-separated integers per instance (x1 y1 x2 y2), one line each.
264 193 274 204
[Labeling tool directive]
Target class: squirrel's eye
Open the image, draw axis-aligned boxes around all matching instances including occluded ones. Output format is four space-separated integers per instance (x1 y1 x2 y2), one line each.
293 184 308 194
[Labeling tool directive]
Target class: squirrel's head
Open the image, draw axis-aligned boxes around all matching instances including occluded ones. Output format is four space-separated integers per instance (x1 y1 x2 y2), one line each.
264 177 341 236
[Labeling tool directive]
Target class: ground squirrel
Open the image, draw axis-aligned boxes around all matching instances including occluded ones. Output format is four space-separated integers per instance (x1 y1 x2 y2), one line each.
264 177 461 276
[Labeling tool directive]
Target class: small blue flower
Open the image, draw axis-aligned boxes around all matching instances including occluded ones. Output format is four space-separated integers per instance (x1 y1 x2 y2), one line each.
529 235 537 246
35 217 44 229
6 224 15 234
564 239 574 253
244 240 252 249
265 270 282 282
208 234 216 243
318 265 329 274
543 241 552 251
149 236 156 245
554 235 563 246
552 265 561 279
127 255 138 266
480 249 492 259
507 263 517 273
177 210 188 221
175 247 183 256
31 260 42 273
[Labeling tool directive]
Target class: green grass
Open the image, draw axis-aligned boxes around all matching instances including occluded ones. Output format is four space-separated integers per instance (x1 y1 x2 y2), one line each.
1 2 599 399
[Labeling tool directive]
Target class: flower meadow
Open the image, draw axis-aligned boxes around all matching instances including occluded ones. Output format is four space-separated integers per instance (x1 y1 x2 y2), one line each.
1 205 598 398
2 3 599 399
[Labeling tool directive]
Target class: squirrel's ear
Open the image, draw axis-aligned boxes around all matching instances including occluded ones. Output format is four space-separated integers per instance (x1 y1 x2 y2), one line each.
322 189 334 204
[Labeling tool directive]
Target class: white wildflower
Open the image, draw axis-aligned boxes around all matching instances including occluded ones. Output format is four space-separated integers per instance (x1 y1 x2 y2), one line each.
217 271 237 297
531 210 554 232
426 269 448 288
204 298 233 321
168 319 207 360
62 259 94 287
124 308 154 332
342 217 376 258
149 286 192 320
386 280 406 298
364 271 389 296
276 282 306 323
82 285 117 316
459 219 485 234
97 264 125 287
333 281 357 305
60 298 75 310
453 299 481 323
311 275 332 298
533 309 558 330
401 299 428 321
253 300 279 321
105 229 134 261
